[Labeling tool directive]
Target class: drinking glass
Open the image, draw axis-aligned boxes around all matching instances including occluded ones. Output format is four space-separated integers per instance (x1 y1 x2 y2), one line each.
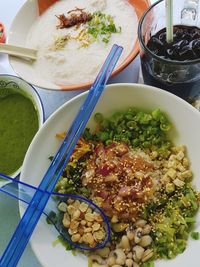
138 0 200 100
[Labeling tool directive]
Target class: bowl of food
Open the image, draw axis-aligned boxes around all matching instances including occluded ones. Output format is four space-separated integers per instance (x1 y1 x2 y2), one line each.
0 74 44 178
7 0 150 90
20 83 200 267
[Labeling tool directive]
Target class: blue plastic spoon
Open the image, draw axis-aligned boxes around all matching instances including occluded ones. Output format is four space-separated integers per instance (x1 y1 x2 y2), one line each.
0 173 110 250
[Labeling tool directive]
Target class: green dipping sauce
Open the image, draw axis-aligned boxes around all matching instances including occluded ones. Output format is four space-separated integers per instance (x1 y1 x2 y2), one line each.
0 88 39 175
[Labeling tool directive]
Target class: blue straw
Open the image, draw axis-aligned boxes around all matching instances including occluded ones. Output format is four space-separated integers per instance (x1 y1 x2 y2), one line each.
0 44 123 267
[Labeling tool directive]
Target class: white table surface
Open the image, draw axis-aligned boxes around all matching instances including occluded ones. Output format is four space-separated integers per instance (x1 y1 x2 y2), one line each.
0 1 154 266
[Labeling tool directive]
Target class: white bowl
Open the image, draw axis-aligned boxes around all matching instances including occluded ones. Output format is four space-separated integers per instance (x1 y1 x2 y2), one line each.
0 74 44 178
7 0 149 90
20 83 200 267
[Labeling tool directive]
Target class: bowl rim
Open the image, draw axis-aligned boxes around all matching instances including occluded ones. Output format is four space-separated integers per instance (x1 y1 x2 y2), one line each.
0 74 45 178
24 82 200 148
8 0 150 91
44 82 200 118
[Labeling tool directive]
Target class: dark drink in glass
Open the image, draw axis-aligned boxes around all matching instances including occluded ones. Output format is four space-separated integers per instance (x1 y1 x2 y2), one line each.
138 0 200 101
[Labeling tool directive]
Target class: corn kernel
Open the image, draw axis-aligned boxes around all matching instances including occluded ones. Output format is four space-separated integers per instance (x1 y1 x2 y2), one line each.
166 168 177 179
183 158 189 168
180 170 193 179
167 160 177 169
166 183 175 193
173 178 185 187
176 151 185 161
177 163 185 172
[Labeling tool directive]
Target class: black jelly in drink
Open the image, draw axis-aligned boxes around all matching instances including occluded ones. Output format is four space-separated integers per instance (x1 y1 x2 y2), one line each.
141 25 200 100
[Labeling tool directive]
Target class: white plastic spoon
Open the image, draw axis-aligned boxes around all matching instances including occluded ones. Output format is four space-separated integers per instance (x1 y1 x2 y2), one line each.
0 43 37 60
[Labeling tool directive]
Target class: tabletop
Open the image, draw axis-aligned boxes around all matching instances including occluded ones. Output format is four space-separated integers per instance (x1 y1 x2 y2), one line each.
0 1 155 266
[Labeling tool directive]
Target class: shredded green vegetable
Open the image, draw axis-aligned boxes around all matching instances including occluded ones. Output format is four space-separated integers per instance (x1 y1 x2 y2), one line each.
46 211 57 225
142 262 155 267
87 11 121 43
57 235 74 251
55 156 91 196
146 186 199 259
84 108 172 157
191 231 199 240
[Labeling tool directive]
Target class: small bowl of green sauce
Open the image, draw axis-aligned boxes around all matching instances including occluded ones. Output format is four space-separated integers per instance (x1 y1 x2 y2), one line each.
0 74 44 177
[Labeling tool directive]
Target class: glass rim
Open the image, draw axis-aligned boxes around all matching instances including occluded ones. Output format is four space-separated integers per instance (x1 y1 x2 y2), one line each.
138 0 200 65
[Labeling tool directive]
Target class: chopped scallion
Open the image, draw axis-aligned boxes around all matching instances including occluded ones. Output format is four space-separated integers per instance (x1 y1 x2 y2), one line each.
191 231 199 240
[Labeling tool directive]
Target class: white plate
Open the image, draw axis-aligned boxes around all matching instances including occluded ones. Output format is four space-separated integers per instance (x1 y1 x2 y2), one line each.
20 83 200 267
